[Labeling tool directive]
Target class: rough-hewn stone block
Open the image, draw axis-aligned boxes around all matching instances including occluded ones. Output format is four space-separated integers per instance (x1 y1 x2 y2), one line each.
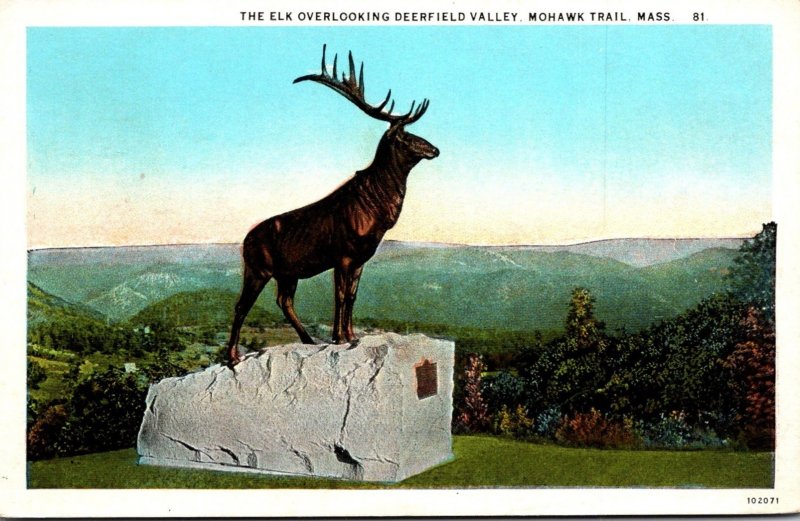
137 333 454 482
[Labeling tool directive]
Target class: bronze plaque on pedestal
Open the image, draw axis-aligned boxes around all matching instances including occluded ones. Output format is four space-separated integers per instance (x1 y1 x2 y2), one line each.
415 359 438 399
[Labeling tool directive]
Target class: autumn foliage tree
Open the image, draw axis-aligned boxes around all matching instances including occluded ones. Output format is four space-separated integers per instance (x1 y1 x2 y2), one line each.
455 354 491 432
722 306 775 449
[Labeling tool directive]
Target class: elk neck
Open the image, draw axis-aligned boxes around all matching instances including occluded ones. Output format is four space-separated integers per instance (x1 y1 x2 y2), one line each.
349 133 417 227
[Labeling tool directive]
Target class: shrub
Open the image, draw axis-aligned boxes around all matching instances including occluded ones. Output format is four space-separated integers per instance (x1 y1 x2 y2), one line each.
555 408 639 449
482 371 524 412
494 404 534 438
518 288 609 418
140 358 188 383
598 294 744 425
60 368 148 456
637 411 692 448
636 411 729 449
534 405 562 438
27 403 69 460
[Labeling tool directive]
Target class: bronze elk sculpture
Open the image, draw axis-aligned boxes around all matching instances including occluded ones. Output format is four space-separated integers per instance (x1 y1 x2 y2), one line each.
226 46 439 366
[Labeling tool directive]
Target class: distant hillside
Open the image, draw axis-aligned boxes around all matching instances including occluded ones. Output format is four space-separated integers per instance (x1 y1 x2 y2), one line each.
497 238 744 268
128 289 281 328
640 247 740 304
27 283 136 355
27 243 240 267
28 240 741 333
28 257 242 322
27 282 107 328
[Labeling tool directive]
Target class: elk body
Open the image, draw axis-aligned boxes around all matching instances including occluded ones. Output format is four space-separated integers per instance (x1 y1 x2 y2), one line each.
226 46 438 365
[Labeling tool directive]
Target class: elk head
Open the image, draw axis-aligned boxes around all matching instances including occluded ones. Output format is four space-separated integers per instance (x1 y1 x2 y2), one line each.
293 45 439 170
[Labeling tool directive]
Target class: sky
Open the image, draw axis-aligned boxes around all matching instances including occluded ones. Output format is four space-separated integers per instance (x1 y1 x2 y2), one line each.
26 25 772 248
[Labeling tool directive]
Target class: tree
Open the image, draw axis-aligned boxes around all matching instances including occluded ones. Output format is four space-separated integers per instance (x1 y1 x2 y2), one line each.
728 222 776 325
721 306 775 449
565 287 608 352
523 288 609 416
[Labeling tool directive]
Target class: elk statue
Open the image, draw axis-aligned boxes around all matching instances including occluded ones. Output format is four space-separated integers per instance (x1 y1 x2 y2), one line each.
226 45 439 366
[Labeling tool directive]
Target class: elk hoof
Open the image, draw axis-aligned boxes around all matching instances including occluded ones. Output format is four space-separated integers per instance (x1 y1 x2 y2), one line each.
226 349 242 369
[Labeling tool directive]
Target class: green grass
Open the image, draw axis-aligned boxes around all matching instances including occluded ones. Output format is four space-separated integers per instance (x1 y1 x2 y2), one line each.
28 436 773 489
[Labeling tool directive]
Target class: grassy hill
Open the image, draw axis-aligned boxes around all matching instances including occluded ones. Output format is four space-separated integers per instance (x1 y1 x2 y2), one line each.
28 241 740 334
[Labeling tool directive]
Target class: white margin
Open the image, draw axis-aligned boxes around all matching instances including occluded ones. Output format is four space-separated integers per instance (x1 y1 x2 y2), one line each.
1 0 798 517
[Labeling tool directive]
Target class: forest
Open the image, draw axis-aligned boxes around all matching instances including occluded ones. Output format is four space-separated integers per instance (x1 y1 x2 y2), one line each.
459 222 775 451
26 223 776 460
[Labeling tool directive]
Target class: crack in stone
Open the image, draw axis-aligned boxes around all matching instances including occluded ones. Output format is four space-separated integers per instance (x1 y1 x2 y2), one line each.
218 446 241 465
337 364 359 386
333 444 363 480
328 350 340 370
290 448 314 473
204 372 220 401
260 355 274 392
147 394 157 417
247 452 258 468
280 355 308 404
235 439 260 468
252 358 272 399
367 355 386 388
161 433 212 462
358 454 400 469
229 366 245 393
278 437 315 474
339 391 352 440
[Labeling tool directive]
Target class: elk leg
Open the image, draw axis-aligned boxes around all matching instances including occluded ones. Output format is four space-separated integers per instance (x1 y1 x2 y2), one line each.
342 265 363 342
227 267 268 366
332 266 348 344
276 277 315 344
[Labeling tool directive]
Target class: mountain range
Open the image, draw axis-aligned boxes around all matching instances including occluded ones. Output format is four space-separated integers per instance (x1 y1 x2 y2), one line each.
27 238 743 334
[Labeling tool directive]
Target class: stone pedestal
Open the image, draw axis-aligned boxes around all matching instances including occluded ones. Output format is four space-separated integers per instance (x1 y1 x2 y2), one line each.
137 333 454 482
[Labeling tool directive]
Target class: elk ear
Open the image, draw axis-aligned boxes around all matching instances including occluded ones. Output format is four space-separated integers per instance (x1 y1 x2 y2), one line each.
386 122 405 138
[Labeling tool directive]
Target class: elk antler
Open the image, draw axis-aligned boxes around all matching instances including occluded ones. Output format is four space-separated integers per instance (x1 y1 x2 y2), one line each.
293 44 429 127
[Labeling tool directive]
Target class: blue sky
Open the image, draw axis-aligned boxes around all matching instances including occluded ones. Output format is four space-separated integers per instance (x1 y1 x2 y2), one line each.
27 25 772 247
